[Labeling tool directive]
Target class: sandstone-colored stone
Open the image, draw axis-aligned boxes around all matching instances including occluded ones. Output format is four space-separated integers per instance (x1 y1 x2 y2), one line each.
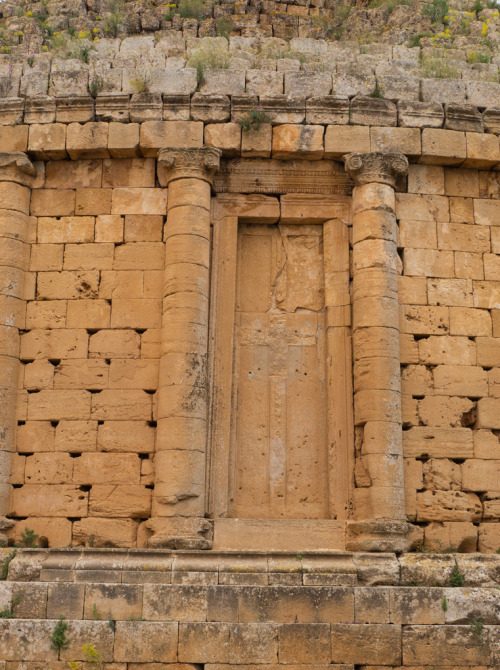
140 121 204 156
416 490 482 522
10 484 88 517
272 124 324 159
66 122 110 159
89 484 151 517
205 123 241 156
72 517 139 548
73 453 141 484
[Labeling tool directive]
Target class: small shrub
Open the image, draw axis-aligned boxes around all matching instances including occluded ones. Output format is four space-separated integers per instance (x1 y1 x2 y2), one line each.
216 17 233 38
82 642 103 669
449 565 465 587
420 56 459 79
130 68 152 93
188 41 229 86
422 0 449 24
89 75 104 98
334 4 351 21
0 550 16 581
164 4 177 21
441 596 448 612
369 81 383 98
467 49 491 63
235 105 274 132
470 617 485 645
472 0 484 14
50 615 69 651
107 612 116 632
0 595 20 619
177 0 206 20
17 528 39 548
105 0 124 37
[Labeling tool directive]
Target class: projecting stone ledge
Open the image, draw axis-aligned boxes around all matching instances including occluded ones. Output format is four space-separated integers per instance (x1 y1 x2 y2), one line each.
6 548 500 588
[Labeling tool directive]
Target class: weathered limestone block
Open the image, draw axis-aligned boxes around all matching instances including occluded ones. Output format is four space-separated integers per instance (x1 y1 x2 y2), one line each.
140 120 204 156
445 103 483 132
284 71 332 98
205 123 241 156
402 625 492 666
350 97 397 127
424 521 478 552
201 70 245 95
272 124 324 159
72 518 139 548
370 127 421 157
97 420 154 453
114 621 177 663
331 624 401 665
420 128 467 165
421 78 466 104
73 452 141 485
28 123 66 159
466 80 500 107
403 426 473 458
66 122 109 159
258 95 305 124
418 396 475 428
416 490 482 522
56 97 94 123
10 484 88 517
246 70 283 96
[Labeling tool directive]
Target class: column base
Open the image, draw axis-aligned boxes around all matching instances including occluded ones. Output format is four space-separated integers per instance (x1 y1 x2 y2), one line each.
346 519 414 553
144 517 213 549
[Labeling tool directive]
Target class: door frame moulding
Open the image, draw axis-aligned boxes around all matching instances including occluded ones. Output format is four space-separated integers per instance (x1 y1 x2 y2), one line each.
207 193 354 551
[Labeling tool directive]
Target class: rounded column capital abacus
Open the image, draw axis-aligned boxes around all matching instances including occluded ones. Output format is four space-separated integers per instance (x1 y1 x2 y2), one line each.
344 152 409 189
157 147 222 187
0 152 36 187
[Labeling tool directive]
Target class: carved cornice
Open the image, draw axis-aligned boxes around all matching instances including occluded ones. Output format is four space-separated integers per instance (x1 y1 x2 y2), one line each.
0 152 36 187
157 147 222 187
344 152 408 188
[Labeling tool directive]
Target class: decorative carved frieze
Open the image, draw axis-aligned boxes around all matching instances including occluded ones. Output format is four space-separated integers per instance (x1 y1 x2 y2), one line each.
157 146 222 186
213 158 353 195
344 152 408 188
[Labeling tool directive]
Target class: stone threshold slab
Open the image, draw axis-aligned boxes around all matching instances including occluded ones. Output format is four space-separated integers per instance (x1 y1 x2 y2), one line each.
213 519 344 552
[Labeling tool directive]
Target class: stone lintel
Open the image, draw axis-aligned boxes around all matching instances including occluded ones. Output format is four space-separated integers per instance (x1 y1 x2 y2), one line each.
157 146 222 187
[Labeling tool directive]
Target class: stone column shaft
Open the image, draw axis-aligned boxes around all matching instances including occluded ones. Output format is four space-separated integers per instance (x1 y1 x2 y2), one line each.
345 152 412 552
146 147 221 549
0 153 35 543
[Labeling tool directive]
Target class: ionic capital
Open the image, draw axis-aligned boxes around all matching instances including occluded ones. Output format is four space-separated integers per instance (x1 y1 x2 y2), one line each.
344 152 408 189
0 152 36 187
157 147 222 187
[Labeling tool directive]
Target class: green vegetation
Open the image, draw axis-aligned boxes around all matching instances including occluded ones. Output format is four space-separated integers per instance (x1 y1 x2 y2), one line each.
177 0 207 20
50 616 69 651
449 565 465 587
422 0 449 24
105 0 125 37
188 41 230 86
420 56 459 79
235 106 274 131
441 596 448 612
130 68 152 93
470 617 485 645
0 595 20 618
0 550 16 581
17 528 39 548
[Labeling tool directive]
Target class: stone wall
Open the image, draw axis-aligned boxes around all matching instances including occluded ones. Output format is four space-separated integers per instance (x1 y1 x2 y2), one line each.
2 549 500 667
0 111 499 552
